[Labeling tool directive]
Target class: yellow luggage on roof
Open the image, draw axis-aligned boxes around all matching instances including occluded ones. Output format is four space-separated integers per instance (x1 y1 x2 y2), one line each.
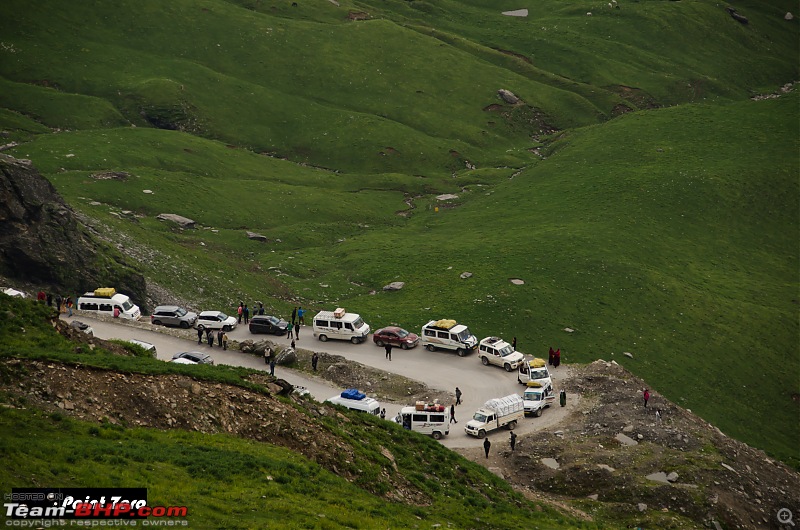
435 319 457 329
527 381 543 387
529 358 546 368
94 287 116 297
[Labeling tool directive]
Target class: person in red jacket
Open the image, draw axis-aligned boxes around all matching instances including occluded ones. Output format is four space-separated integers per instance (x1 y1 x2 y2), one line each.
643 388 651 408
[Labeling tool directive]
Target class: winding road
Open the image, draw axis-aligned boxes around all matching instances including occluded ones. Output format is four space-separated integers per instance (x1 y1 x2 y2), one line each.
60 313 577 449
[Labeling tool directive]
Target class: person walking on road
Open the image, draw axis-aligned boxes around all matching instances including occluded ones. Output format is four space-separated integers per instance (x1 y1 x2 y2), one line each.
269 357 276 377
384 343 393 361
311 352 318 371
291 306 298 325
455 387 462 406
294 322 300 340
510 431 517 451
643 388 650 408
483 438 491 459
450 404 457 424
197 327 204 344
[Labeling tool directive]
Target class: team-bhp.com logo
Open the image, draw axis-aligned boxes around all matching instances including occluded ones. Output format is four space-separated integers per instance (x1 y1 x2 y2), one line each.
4 488 187 522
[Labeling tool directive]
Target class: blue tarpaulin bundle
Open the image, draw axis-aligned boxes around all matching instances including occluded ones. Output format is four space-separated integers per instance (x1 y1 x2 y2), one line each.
341 388 366 400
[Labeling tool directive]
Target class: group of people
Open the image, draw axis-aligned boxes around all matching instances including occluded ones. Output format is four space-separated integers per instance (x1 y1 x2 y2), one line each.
37 291 74 317
197 327 229 350
548 347 562 367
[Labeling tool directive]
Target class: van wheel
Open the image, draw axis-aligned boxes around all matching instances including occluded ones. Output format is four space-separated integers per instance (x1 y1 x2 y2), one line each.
223 325 231 332
401 343 410 350
425 344 436 352
478 430 486 439
180 321 189 329
152 320 162 326
456 348 466 357
351 336 360 344
319 335 328 342
375 339 384 347
508 421 517 430
535 408 543 418
481 356 489 366
432 431 442 440
504 363 512 372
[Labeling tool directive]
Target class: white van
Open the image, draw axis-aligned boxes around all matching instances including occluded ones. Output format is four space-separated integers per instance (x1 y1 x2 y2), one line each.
313 308 370 344
420 319 478 356
326 389 381 415
394 405 450 440
77 288 141 320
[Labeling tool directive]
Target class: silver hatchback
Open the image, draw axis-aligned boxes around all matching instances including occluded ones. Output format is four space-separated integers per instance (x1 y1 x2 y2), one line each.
151 305 198 329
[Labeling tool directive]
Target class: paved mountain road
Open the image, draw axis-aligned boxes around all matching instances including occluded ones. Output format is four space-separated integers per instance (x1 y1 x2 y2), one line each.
60 314 577 449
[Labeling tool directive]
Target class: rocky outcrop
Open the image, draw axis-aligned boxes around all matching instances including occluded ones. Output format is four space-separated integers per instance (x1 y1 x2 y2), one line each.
156 213 195 229
0 155 147 308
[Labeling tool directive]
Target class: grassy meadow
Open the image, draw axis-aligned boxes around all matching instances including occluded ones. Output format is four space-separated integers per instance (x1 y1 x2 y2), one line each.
0 0 797 473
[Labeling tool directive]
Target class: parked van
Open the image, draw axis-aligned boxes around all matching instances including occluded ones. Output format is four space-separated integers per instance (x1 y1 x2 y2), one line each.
313 308 370 344
420 319 478 356
77 288 141 320
518 358 552 387
326 389 380 415
394 404 450 440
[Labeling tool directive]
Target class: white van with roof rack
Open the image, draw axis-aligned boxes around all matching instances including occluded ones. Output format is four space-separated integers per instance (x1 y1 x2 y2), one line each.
312 308 370 344
77 288 141 320
420 319 478 356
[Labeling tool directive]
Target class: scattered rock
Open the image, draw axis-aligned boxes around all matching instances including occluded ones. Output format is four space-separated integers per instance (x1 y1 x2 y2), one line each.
541 458 560 470
785 12 793 20
90 171 130 180
246 231 268 242
646 472 670 484
276 348 297 365
666 472 679 483
157 213 195 229
597 464 616 473
623 352 633 359
142 189 153 194
622 424 634 433
587 493 599 500
563 327 574 333
501 8 528 17
509 278 524 285
487 466 505 478
382 282 405 291
460 272 473 279
637 503 647 512
615 433 638 446
497 89 521 104
436 194 459 201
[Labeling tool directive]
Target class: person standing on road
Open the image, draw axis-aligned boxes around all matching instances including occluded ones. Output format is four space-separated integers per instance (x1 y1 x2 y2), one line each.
294 322 300 340
206 328 214 347
243 305 250 325
510 431 517 451
237 302 243 324
269 357 276 377
222 332 229 351
197 327 204 344
384 343 393 361
66 296 73 317
311 352 318 371
217 329 223 347
553 348 561 368
512 337 517 350
483 438 491 458
380 408 386 420
450 404 457 424
548 347 555 366
643 388 650 408
560 389 567 407
455 387 462 406
297 307 305 325
287 323 293 339
291 306 298 325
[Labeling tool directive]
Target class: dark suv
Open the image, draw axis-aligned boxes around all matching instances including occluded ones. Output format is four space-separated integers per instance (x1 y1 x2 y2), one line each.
249 315 290 335
151 305 198 329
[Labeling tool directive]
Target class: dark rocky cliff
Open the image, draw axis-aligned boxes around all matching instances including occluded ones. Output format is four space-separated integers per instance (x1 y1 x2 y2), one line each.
0 154 147 308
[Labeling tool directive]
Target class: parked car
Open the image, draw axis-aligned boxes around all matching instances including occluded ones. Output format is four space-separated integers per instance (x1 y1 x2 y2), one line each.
171 351 214 365
69 320 94 337
477 336 524 372
249 315 290 335
170 357 199 365
372 326 419 350
195 311 237 331
127 339 157 357
151 305 198 329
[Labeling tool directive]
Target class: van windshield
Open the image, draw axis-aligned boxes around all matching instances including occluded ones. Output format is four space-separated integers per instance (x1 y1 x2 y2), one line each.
352 317 365 328
455 328 472 341
121 300 134 311
524 391 543 401
531 369 549 379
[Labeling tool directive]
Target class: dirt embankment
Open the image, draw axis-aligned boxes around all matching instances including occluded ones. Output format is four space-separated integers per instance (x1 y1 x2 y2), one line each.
456 360 800 529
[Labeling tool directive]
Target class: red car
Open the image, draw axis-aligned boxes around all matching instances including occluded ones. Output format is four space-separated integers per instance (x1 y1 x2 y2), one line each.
372 326 419 350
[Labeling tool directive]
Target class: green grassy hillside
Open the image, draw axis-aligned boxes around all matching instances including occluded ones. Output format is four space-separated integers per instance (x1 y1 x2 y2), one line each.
0 0 797 470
